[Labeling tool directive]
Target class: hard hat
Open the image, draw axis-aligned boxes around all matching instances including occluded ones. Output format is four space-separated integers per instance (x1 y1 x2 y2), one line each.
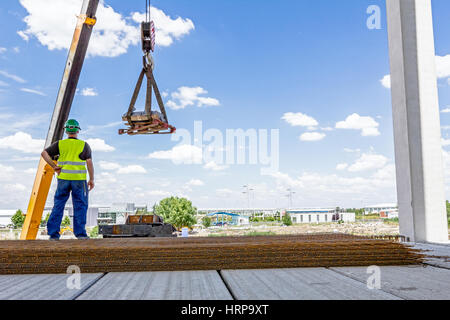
64 119 81 133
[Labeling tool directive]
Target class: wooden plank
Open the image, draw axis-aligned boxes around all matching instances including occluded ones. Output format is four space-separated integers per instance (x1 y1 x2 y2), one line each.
330 265 450 300
0 273 103 300
77 271 233 300
221 268 399 300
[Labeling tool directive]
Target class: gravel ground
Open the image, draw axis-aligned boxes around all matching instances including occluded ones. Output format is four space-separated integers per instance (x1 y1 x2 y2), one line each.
191 221 401 237
2 222 445 240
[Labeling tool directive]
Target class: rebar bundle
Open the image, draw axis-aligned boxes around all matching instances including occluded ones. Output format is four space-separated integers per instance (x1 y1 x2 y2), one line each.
0 234 426 275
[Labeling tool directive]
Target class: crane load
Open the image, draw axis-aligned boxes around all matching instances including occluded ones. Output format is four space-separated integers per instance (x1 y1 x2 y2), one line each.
119 6 176 136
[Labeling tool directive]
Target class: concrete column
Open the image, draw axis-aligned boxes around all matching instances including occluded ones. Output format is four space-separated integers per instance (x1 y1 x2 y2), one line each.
386 0 448 243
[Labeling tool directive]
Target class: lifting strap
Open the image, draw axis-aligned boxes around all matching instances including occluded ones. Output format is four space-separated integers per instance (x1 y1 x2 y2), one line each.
125 56 169 127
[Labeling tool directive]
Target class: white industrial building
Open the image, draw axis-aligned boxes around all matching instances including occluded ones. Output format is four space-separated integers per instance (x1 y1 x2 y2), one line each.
285 208 355 224
364 203 398 215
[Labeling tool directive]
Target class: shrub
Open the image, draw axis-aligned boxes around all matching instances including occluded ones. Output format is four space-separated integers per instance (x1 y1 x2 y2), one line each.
89 226 99 238
11 210 25 229
282 214 292 226
61 216 71 227
202 216 212 228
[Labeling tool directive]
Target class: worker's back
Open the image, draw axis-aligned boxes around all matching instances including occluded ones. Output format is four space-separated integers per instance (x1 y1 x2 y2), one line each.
57 139 87 181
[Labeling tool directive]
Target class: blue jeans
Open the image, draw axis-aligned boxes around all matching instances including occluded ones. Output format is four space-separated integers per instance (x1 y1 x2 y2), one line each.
47 179 89 239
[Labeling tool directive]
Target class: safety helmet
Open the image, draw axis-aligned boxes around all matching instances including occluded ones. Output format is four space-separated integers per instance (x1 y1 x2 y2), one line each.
64 119 81 133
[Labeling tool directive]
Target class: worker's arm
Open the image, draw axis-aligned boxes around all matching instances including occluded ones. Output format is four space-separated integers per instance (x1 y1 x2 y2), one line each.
86 159 95 191
41 150 61 176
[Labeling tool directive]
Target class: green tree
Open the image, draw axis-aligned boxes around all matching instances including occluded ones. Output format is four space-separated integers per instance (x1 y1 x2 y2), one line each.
61 216 71 227
153 197 197 230
89 226 99 238
282 213 292 226
11 210 25 229
202 216 212 228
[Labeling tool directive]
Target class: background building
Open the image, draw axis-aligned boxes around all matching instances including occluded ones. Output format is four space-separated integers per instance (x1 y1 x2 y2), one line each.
285 208 355 224
364 203 398 215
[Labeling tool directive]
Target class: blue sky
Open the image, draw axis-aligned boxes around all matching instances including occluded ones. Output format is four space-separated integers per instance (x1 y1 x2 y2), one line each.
0 0 449 210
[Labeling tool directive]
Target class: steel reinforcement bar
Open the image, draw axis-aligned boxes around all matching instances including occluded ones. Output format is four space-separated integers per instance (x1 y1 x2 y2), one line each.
0 234 426 275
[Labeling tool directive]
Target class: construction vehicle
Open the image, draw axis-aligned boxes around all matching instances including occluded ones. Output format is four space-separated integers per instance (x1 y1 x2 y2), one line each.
20 0 176 240
100 214 176 238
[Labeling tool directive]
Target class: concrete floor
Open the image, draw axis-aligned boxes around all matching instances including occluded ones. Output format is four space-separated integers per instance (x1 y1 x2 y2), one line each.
0 243 448 300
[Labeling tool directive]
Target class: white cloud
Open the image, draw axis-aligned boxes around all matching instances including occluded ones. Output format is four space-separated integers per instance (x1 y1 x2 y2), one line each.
0 164 15 173
372 164 396 180
80 88 98 96
18 1 194 58
97 172 117 184
347 153 389 172
17 31 29 41
0 164 15 182
131 7 195 47
344 148 361 153
84 121 122 135
147 190 171 197
435 55 450 78
0 132 44 154
282 112 318 127
166 87 220 110
268 171 304 188
268 165 397 206
186 179 204 187
0 48 6 54
0 70 26 83
382 54 450 89
0 80 9 87
117 165 147 174
216 188 233 196
441 108 450 114
24 168 36 174
85 138 115 152
336 163 348 171
148 144 203 164
380 75 391 89
6 183 26 191
299 132 326 142
98 161 121 171
336 113 380 137
20 88 46 96
203 161 228 171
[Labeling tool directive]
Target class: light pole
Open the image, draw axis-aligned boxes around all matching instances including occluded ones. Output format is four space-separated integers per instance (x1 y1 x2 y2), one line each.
286 188 296 209
242 185 254 209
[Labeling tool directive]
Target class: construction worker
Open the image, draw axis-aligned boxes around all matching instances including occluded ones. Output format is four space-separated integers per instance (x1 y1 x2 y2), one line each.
41 119 95 240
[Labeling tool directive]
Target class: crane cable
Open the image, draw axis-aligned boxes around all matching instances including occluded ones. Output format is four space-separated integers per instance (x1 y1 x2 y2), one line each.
145 0 150 23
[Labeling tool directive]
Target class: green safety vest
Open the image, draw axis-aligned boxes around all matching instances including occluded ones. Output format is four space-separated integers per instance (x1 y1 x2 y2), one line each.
57 139 87 181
